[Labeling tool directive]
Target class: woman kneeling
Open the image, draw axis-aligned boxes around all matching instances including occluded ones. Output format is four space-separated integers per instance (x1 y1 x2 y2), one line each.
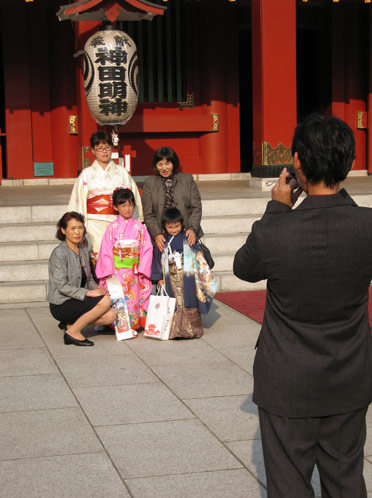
48 212 116 346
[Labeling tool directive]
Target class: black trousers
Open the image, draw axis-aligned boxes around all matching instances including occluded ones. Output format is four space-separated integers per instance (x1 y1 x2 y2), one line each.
258 406 368 498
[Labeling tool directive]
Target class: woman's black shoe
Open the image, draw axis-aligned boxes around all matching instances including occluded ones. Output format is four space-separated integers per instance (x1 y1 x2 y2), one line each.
63 333 94 346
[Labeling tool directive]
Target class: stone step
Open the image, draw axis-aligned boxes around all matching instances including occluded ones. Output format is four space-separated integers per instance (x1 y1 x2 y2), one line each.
0 239 241 268
0 271 266 305
212 252 235 272
1 191 372 227
202 197 268 217
216 271 266 292
207 251 254 272
0 242 247 286
0 205 66 225
0 260 49 282
0 221 57 243
0 197 268 225
0 251 241 280
0 280 48 304
202 215 258 234
0 241 58 262
202 233 247 254
0 218 252 244
353 194 372 208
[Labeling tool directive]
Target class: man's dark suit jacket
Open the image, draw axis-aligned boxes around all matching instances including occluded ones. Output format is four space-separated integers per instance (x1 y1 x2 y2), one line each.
234 189 372 418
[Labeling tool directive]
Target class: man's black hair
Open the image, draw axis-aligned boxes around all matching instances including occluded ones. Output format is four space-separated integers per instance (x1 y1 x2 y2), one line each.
291 114 355 187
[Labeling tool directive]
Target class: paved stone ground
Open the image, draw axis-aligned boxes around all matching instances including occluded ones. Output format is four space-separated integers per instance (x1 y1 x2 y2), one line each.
1 300 372 497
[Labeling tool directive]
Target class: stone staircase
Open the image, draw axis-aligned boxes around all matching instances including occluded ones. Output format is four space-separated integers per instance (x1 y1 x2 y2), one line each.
202 197 268 292
0 204 66 304
0 184 271 305
3 178 372 305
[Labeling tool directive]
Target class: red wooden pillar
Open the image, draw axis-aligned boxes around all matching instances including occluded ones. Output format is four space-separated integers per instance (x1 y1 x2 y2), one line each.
332 4 366 171
198 6 228 174
251 0 297 177
74 21 100 173
3 3 33 178
50 12 79 178
368 8 372 174
29 4 53 168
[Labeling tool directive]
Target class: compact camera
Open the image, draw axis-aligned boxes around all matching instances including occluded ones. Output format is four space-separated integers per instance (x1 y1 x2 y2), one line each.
286 172 297 184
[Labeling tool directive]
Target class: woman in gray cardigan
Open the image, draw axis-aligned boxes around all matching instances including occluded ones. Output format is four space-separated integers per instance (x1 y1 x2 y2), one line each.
142 147 203 253
48 212 116 346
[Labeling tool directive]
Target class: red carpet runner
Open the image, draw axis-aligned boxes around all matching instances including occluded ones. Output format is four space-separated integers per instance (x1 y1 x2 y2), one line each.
215 288 372 326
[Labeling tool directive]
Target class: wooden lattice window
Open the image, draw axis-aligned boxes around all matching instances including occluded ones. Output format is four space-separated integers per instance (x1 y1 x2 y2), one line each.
119 1 186 104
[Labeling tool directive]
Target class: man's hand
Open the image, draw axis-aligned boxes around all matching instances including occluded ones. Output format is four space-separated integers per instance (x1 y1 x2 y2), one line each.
272 167 303 208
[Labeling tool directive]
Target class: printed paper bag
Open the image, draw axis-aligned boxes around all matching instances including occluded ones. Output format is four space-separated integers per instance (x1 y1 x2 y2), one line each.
144 287 176 340
106 277 136 341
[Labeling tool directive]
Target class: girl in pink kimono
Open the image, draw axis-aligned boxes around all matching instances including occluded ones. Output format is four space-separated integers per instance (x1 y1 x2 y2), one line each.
95 188 153 331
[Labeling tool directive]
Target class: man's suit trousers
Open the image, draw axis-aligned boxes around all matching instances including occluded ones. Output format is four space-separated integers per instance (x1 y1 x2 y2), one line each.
259 406 368 498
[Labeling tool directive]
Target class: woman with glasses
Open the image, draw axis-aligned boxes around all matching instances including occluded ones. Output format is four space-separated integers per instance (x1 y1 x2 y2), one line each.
68 131 143 264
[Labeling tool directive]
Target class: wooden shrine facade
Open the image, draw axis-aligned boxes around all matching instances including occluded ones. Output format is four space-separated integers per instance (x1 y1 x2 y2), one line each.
0 0 371 182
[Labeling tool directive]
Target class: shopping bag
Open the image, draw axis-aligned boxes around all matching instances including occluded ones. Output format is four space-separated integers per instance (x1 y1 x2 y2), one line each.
144 285 176 340
106 277 136 341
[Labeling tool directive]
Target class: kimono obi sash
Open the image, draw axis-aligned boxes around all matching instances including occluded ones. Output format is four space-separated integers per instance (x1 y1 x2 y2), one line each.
113 239 139 269
87 194 115 215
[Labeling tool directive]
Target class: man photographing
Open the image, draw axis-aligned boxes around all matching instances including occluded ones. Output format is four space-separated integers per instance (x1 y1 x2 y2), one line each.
234 114 372 497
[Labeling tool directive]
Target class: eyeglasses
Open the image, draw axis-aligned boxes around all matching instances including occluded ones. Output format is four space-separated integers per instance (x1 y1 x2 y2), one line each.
95 145 112 152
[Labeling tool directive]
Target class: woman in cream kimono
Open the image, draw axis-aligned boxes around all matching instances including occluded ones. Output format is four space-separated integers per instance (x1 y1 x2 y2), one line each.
68 131 143 263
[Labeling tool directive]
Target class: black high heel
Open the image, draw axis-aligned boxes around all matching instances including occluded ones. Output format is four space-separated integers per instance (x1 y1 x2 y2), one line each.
64 333 94 346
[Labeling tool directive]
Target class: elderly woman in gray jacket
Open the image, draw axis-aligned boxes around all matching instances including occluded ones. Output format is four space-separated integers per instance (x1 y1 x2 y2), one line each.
142 146 203 253
48 212 116 346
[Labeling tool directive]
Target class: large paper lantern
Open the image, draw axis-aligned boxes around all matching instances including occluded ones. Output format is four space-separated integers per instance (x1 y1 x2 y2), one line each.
77 25 138 126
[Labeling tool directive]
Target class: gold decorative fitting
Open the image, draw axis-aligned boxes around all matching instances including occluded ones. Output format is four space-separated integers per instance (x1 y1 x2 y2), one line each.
178 91 195 109
254 142 292 166
211 113 219 132
357 111 368 129
69 115 78 135
81 146 90 169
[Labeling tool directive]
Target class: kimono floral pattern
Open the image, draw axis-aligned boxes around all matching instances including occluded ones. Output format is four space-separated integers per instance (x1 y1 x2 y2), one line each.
95 215 153 329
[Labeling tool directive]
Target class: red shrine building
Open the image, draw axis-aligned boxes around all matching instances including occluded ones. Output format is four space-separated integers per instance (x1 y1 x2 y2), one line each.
0 0 371 183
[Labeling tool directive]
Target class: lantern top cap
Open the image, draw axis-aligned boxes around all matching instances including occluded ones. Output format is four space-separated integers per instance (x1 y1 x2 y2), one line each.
99 21 116 30
57 0 167 22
